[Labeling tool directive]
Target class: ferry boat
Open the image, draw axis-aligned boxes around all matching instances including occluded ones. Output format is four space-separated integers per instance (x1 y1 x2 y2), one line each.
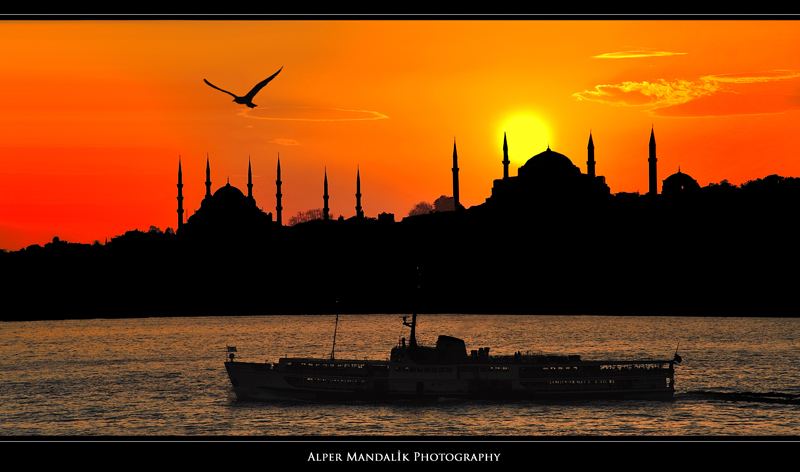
224 314 681 402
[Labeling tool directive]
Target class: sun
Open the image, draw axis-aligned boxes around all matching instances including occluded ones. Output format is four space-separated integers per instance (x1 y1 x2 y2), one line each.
501 116 550 166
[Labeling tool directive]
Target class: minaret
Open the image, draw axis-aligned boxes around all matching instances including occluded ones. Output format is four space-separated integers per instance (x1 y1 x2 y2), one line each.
205 154 212 199
323 167 330 221
502 132 509 179
452 138 460 210
177 157 184 231
276 154 282 226
247 156 253 199
648 126 657 195
355 166 363 218
587 132 595 179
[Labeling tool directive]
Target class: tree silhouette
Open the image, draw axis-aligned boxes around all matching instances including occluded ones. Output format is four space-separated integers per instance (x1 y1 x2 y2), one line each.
433 195 455 212
288 208 336 226
408 201 434 216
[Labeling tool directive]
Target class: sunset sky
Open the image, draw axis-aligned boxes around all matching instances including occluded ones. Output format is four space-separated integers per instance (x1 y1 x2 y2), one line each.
2 19 800 250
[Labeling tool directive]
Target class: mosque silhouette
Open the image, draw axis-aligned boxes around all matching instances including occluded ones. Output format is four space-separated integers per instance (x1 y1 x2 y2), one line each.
3 127 800 321
173 127 700 240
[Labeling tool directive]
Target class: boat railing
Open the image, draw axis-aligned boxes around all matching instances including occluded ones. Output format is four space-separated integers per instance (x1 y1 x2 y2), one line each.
273 357 390 375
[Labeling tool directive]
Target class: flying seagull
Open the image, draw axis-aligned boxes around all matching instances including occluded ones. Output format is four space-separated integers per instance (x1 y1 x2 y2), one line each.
204 67 283 108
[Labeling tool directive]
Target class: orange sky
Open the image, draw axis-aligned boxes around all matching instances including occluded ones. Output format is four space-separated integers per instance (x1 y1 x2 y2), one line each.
2 20 800 250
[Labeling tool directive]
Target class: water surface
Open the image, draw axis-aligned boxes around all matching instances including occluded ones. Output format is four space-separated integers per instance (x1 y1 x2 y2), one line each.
2 314 799 436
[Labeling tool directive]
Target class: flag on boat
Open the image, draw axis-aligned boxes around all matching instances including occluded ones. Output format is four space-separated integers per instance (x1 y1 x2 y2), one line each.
226 346 237 352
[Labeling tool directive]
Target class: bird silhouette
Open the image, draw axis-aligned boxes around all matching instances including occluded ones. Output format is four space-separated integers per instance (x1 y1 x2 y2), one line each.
204 67 283 108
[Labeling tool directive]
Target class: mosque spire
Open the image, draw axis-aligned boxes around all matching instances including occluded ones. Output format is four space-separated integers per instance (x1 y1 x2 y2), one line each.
323 167 330 221
502 132 510 180
452 138 460 210
587 131 596 179
205 154 212 198
648 126 657 196
276 154 282 226
247 156 253 198
177 157 184 231
355 165 363 218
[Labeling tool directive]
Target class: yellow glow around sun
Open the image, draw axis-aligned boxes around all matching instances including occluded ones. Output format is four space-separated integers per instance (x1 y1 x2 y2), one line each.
502 117 550 166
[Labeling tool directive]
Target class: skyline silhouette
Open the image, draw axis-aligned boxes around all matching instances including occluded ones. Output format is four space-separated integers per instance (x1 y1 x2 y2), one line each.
4 125 800 321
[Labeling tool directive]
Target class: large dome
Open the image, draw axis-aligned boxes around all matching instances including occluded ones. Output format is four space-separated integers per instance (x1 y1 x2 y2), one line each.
518 146 581 179
212 182 247 205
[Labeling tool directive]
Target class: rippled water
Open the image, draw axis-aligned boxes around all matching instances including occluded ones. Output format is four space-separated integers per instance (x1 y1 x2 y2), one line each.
1 314 799 437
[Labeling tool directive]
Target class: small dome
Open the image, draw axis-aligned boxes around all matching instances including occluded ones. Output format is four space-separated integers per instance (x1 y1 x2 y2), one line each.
662 169 700 195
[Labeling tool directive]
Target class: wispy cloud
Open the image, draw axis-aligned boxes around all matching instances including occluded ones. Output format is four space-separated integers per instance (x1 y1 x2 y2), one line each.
650 92 800 118
573 79 720 108
574 69 800 117
700 70 800 84
266 138 300 146
239 107 389 122
593 50 688 59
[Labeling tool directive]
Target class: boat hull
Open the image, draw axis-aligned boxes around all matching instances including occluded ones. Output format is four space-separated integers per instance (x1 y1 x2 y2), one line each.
225 359 675 402
225 360 389 402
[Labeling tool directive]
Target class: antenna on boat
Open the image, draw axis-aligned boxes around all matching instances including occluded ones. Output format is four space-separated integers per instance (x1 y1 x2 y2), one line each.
330 313 339 360
401 266 421 348
402 313 417 348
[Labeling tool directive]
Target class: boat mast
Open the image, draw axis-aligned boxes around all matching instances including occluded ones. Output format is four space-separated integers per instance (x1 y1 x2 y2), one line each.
330 314 339 360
